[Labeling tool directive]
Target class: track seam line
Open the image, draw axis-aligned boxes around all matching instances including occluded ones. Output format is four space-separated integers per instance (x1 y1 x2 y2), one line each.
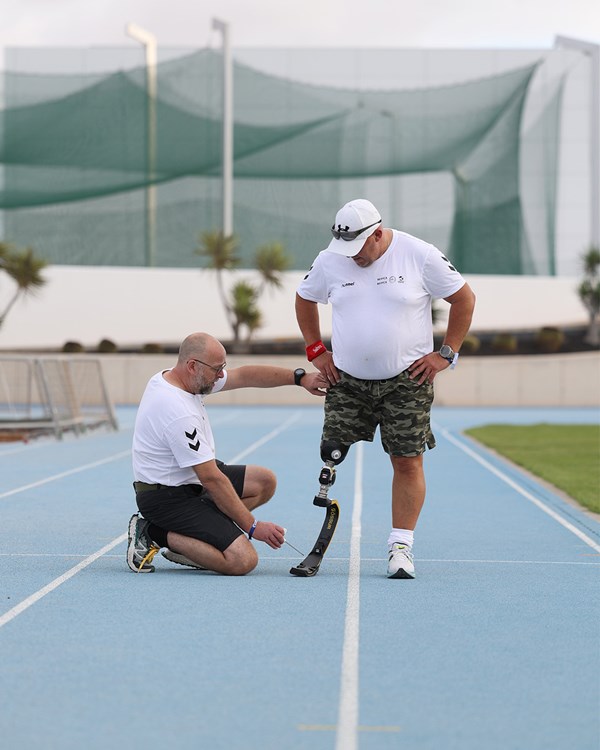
335 442 363 750
1 554 597 565
0 450 131 500
0 534 127 629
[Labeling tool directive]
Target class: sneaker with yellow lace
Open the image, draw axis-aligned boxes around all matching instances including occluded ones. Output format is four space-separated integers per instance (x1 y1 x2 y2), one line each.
127 513 160 573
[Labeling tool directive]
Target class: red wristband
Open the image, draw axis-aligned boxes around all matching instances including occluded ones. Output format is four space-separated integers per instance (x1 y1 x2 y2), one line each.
306 340 326 361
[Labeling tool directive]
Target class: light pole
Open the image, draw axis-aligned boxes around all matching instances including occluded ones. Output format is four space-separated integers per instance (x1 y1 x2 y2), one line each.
126 23 157 266
212 18 234 237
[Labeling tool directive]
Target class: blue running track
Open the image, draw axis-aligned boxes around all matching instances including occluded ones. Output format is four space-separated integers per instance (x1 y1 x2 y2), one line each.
0 405 598 750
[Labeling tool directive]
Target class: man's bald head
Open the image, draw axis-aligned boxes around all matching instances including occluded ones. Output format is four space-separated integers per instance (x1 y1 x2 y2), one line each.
178 332 222 365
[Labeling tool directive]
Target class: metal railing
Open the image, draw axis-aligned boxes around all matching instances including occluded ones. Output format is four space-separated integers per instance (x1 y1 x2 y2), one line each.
0 356 118 440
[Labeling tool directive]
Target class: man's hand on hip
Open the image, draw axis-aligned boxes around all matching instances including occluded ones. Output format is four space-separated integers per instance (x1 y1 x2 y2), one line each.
312 350 340 385
408 352 449 385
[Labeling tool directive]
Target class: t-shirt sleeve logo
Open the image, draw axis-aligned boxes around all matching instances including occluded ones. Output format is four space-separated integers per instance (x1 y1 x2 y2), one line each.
185 427 200 451
440 253 457 272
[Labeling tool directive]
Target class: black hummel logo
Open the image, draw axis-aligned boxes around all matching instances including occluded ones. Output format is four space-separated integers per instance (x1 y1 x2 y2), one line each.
440 254 457 272
185 428 200 451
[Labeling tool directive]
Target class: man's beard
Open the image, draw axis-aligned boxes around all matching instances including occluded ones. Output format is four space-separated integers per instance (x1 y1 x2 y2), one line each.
198 379 214 395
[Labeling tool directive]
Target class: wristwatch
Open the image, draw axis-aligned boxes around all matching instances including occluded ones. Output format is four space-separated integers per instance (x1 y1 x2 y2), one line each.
294 368 306 386
439 344 456 364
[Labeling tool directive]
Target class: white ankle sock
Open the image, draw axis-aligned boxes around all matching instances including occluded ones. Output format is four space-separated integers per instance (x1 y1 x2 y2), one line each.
388 528 414 549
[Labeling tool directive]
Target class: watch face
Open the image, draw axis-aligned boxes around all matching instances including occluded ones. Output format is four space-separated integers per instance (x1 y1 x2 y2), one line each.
440 345 453 358
294 368 306 385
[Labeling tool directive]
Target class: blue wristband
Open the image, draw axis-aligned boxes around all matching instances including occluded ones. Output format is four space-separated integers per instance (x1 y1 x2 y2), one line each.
248 520 258 539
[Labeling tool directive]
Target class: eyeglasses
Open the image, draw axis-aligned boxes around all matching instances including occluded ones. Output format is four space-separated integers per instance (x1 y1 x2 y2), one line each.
191 358 227 374
331 219 381 241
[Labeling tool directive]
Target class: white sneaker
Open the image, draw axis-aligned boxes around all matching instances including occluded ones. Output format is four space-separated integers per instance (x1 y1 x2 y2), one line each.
161 549 206 570
127 513 160 573
387 543 415 579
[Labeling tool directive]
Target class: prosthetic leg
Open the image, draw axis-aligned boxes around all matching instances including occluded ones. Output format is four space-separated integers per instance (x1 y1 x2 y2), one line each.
289 440 349 577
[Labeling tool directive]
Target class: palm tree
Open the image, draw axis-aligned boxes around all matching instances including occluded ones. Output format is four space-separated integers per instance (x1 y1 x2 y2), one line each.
194 232 291 349
255 242 291 293
230 281 262 346
194 230 241 333
578 246 600 346
0 243 47 329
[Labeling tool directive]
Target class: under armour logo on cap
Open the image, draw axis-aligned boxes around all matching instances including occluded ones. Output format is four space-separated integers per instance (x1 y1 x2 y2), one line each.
326 199 382 256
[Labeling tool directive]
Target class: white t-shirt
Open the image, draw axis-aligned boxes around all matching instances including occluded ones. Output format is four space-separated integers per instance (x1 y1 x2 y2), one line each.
132 370 227 485
297 230 466 379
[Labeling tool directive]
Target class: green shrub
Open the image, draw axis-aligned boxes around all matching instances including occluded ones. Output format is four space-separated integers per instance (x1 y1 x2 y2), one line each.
141 343 164 354
534 326 564 353
97 338 118 353
62 340 84 353
491 333 518 354
460 334 481 354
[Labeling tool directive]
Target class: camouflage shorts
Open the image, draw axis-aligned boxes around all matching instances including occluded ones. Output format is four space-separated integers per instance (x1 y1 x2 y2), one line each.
322 370 436 457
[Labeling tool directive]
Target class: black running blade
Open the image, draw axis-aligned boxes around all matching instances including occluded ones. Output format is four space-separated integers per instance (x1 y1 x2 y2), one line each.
289 551 324 577
290 500 339 577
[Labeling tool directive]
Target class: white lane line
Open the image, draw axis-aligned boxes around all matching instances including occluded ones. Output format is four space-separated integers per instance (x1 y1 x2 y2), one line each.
225 412 301 463
0 450 131 500
335 442 363 750
0 413 299 501
0 415 301 629
0 534 127 629
434 425 600 554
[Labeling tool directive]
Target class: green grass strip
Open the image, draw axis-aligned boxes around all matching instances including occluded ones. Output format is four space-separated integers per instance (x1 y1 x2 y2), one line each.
464 423 600 514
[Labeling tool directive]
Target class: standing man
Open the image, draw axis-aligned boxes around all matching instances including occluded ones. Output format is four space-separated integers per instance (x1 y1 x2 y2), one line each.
127 331 327 576
296 199 475 579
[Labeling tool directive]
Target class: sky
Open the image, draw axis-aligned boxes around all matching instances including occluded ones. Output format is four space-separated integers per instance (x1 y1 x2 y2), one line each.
1 0 599 55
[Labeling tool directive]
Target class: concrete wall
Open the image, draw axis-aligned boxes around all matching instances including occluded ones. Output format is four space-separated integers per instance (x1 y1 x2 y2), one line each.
96 352 600 408
0 268 588 351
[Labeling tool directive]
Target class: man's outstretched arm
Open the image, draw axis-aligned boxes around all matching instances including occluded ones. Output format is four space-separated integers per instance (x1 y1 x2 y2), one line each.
221 363 328 395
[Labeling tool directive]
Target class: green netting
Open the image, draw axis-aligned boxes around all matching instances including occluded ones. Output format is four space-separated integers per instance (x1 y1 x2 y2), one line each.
0 48 563 274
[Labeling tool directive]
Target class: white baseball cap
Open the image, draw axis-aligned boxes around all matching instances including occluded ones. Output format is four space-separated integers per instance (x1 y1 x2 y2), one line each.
326 199 382 257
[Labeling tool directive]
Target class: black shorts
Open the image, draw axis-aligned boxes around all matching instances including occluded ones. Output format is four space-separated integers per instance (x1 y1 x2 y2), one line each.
135 461 246 552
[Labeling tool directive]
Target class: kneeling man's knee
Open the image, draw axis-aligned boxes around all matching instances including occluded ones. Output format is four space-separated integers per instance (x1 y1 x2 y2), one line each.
260 468 277 501
225 537 258 575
